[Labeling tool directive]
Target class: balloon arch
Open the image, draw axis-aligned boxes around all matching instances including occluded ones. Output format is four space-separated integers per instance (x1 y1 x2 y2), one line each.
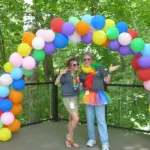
0 14 149 141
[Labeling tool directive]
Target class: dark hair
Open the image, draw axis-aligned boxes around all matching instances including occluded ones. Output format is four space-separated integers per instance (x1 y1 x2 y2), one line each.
83 51 94 60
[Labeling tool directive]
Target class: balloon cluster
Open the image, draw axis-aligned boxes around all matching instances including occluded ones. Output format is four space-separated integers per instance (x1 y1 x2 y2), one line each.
50 15 149 91
0 14 149 141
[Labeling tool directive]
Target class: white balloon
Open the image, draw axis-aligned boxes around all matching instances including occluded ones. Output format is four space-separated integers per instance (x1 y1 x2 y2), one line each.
90 26 96 33
69 31 81 44
36 29 55 42
32 37 45 50
118 32 132 46
0 74 13 86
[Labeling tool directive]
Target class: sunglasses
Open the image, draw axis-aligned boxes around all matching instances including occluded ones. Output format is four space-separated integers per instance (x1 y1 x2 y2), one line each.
83 58 91 61
72 63 79 67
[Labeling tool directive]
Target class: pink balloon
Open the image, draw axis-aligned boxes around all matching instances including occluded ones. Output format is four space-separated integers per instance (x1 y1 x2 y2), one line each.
0 74 13 86
22 56 36 70
1 112 14 125
144 80 150 91
9 52 23 67
118 32 132 46
36 29 55 42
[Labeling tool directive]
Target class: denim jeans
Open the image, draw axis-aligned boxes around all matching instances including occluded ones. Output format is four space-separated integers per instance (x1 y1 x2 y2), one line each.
85 104 109 145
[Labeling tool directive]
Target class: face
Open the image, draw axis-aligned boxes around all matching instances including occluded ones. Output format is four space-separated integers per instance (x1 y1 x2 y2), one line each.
83 54 93 67
70 60 79 72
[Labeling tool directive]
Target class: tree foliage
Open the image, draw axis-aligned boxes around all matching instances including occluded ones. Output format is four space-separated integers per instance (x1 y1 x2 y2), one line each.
0 0 150 130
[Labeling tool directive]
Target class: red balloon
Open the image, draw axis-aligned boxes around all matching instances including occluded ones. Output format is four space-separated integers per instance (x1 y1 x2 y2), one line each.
0 110 3 117
137 68 150 81
127 29 138 39
50 18 64 33
131 56 142 70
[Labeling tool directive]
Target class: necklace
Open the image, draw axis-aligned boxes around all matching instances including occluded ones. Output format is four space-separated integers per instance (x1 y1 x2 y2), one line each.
81 62 102 90
70 71 80 90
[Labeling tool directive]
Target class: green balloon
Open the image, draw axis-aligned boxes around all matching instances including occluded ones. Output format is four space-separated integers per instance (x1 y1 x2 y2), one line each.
33 50 46 62
68 16 80 25
0 120 3 129
130 38 145 52
106 27 119 40
22 68 34 77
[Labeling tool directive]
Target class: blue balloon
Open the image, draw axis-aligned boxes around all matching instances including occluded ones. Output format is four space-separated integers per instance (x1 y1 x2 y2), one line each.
54 33 68 48
11 67 23 80
81 14 92 26
91 15 105 30
141 44 150 56
116 21 128 33
12 79 25 90
0 99 12 112
0 86 10 98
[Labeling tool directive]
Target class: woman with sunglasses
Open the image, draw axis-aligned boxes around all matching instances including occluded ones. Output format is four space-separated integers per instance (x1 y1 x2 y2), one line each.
55 56 80 148
79 51 119 150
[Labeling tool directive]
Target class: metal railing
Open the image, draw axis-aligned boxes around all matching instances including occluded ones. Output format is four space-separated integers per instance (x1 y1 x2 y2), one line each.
57 83 150 133
20 82 150 133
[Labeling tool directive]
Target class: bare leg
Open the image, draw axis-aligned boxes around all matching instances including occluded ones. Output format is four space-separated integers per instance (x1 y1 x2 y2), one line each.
66 112 79 148
67 116 73 141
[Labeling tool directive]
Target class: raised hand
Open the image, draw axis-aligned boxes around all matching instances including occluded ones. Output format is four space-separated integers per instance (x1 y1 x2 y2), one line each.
109 64 119 73
60 67 69 75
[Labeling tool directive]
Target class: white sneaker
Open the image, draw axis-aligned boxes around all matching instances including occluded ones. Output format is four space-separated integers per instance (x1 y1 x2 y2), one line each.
86 139 96 147
102 144 110 150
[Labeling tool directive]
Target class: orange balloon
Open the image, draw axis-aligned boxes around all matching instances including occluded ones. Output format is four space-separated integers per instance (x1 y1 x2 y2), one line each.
22 32 35 46
10 104 22 115
101 38 110 46
76 21 90 35
7 119 21 132
8 90 23 104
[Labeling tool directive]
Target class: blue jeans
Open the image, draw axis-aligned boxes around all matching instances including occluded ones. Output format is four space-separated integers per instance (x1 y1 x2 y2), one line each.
85 104 109 145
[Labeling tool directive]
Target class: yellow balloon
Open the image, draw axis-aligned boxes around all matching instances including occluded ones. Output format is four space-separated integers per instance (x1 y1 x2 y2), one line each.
0 128 12 142
92 30 106 45
17 43 31 56
4 62 14 73
103 19 115 32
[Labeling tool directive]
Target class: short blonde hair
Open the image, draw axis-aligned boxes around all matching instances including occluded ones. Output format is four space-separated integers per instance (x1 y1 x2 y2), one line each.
83 51 94 60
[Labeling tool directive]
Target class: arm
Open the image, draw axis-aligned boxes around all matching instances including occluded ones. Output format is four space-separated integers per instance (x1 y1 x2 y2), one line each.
104 73 111 84
55 73 64 85
55 68 69 85
104 64 119 84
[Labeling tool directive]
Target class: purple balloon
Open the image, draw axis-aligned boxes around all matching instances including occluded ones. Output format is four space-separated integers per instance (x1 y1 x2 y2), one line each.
62 22 75 36
44 42 56 55
138 56 150 68
0 98 4 101
81 32 93 44
108 40 120 51
130 50 141 56
0 98 4 104
119 46 131 56
36 61 40 66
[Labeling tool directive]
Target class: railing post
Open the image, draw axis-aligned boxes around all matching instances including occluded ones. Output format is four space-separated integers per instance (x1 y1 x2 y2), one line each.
52 83 58 121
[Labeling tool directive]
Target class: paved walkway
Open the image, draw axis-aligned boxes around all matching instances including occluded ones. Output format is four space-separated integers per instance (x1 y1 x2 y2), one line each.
0 121 150 150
